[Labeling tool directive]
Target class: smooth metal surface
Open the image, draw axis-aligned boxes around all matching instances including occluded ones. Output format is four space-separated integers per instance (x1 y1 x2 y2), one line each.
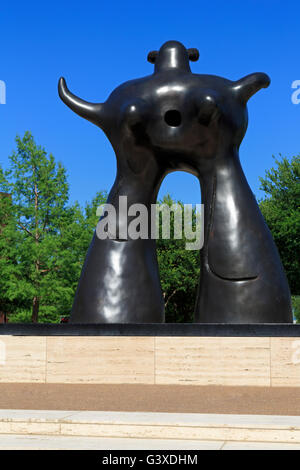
58 40 292 324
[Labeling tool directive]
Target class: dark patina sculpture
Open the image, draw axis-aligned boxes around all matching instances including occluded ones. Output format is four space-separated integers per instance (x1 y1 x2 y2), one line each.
59 40 292 323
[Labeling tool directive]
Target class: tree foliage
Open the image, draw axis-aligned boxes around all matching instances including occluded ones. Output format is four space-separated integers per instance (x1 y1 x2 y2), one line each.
259 154 300 295
0 132 107 323
156 195 200 322
292 296 300 323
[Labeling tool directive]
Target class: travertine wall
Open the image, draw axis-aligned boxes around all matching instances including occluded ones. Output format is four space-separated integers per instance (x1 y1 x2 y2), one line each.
0 336 299 386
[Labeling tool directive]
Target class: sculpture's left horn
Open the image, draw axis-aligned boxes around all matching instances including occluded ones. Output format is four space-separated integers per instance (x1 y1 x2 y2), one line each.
58 77 105 127
232 73 270 104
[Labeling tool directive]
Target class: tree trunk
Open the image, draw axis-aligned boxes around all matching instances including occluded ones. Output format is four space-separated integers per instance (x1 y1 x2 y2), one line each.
0 311 6 324
32 296 39 323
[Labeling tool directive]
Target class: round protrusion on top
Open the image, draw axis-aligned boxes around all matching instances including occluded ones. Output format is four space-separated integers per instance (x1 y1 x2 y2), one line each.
147 41 199 73
187 48 200 62
147 51 158 64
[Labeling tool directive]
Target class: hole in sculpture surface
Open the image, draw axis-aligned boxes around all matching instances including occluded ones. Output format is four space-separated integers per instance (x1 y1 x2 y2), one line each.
164 110 182 127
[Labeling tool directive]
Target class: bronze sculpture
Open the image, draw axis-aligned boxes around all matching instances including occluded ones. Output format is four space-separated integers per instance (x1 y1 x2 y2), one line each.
59 40 292 323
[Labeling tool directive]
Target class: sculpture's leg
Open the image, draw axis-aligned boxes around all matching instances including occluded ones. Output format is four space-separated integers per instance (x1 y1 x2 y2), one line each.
70 169 165 323
71 236 164 323
194 152 293 323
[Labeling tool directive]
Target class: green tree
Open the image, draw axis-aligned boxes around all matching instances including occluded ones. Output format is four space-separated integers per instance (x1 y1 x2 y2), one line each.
156 195 200 322
259 154 300 295
55 190 107 318
0 132 76 322
0 191 24 320
292 296 300 323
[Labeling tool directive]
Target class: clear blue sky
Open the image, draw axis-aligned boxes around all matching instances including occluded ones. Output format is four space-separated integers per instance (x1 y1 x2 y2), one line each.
0 1 299 206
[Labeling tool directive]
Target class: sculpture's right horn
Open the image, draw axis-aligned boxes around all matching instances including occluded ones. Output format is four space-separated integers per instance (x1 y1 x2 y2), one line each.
232 73 270 104
58 77 106 128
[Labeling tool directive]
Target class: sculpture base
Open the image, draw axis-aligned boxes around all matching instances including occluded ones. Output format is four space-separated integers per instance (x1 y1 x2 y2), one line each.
0 323 299 386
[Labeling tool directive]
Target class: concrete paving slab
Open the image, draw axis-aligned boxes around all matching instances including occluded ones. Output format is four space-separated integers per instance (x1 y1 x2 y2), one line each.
223 441 300 450
1 410 300 444
0 434 224 450
55 410 300 430
0 434 300 450
0 410 77 422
